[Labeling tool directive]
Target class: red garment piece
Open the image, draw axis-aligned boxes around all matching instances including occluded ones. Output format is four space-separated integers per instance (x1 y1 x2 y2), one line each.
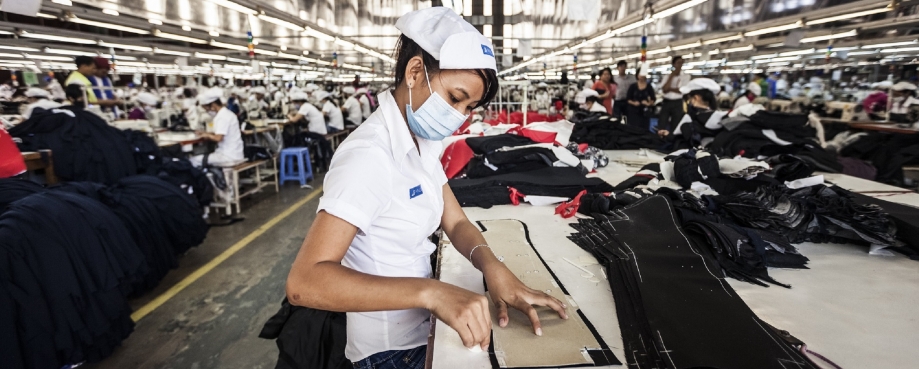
440 139 475 179
508 187 525 205
0 127 26 178
555 190 588 218
506 126 557 144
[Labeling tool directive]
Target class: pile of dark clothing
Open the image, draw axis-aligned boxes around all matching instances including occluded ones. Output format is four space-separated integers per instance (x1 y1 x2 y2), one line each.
836 132 919 185
258 299 349 369
569 113 664 150
10 108 216 206
0 176 209 369
568 196 821 369
448 133 615 208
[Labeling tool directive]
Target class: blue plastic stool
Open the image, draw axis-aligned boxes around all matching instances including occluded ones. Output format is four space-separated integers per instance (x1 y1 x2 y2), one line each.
279 147 314 188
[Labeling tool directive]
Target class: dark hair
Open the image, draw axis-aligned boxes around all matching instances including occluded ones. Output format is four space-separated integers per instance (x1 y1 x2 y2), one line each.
688 89 717 109
392 34 498 109
75 56 95 68
600 67 612 77
585 95 601 104
616 60 627 68
672 56 683 64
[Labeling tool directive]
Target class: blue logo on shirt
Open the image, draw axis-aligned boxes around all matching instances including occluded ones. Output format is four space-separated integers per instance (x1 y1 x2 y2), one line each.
481 44 494 57
409 185 423 199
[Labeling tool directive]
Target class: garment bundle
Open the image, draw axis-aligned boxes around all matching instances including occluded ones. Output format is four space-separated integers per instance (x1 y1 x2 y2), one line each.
569 113 665 150
568 196 820 369
0 176 208 369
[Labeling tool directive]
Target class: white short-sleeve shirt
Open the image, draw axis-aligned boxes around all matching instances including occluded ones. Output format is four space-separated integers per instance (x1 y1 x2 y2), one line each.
664 73 691 100
318 90 447 362
208 107 244 162
298 102 327 135
322 100 345 130
343 96 363 125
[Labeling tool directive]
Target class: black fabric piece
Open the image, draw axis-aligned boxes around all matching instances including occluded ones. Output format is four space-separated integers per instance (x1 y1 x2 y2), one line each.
610 163 660 191
155 157 215 207
449 167 614 208
465 147 561 179
570 116 664 150
747 110 811 131
259 299 350 369
704 173 781 196
244 145 273 162
837 157 877 180
10 108 137 184
123 129 162 176
465 134 537 154
568 195 819 369
712 185 901 247
668 151 720 189
839 132 919 184
850 192 919 258
0 191 142 367
0 178 45 212
766 154 816 182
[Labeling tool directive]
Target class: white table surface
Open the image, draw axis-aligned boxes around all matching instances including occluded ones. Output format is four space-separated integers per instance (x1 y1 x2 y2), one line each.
432 149 919 368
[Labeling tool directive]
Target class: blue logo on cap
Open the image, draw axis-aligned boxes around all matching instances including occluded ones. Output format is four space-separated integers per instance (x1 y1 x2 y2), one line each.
481 44 494 57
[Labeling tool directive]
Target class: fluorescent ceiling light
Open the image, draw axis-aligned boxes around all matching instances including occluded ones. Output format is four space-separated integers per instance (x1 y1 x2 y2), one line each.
258 15 304 31
98 42 152 52
207 0 257 15
334 39 355 49
0 45 40 52
653 0 708 19
36 13 58 19
672 42 701 51
725 60 752 66
51 0 72 5
20 32 96 44
280 45 287 51
155 30 206 44
149 19 163 25
862 40 917 49
752 53 777 60
881 47 919 53
721 45 754 53
210 40 247 51
194 52 227 60
25 54 74 61
253 49 277 56
778 48 815 56
69 16 150 34
182 25 192 31
102 9 120 16
806 7 889 25
800 29 857 43
209 30 219 37
154 48 191 56
0 53 24 59
277 52 301 60
768 56 800 62
304 27 335 42
704 35 743 45
744 23 801 37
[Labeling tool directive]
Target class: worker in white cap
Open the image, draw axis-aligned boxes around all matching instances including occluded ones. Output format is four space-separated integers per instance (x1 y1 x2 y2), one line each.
660 78 726 138
128 92 159 120
355 86 373 119
314 90 345 132
245 85 269 120
575 88 606 113
341 86 363 126
733 81 762 110
190 88 244 167
889 81 919 122
625 63 656 129
285 7 567 368
287 91 326 135
22 87 62 119
534 81 551 113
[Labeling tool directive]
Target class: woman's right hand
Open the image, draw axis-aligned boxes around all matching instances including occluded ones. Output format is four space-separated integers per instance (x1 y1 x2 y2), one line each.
425 281 492 351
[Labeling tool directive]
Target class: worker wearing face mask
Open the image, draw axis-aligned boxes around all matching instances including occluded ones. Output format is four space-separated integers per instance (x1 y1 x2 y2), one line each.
246 86 270 120
888 82 919 123
575 88 607 113
315 90 345 133
191 88 245 167
22 87 62 119
287 91 327 135
128 92 159 120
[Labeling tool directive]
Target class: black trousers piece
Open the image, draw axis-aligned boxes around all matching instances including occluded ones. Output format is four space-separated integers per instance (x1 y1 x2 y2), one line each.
657 99 685 131
569 195 819 369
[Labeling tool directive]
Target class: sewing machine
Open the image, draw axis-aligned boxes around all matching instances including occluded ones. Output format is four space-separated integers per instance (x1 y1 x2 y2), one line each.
825 101 869 122
110 119 152 132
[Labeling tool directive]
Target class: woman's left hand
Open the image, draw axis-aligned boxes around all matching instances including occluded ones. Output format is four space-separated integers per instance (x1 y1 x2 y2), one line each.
482 262 568 336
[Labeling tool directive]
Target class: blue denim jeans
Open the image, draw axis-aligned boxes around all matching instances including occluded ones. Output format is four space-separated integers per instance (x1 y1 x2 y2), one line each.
352 345 426 369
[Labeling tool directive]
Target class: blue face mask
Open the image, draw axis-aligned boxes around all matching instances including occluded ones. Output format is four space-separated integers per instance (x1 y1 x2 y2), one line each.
405 64 468 141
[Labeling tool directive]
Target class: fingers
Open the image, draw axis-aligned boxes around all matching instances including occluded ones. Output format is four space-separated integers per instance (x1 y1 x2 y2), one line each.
531 292 569 320
456 322 475 349
475 297 492 350
523 305 543 336
495 299 509 328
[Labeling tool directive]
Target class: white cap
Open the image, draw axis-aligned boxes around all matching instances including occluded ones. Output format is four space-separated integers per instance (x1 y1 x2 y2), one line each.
575 88 599 104
198 88 224 105
313 90 331 101
25 87 49 98
747 82 762 97
395 7 496 71
342 86 356 95
356 87 368 94
680 78 721 95
135 92 158 106
537 82 548 88
638 62 650 77
893 82 917 91
305 83 319 92
251 86 267 94
290 91 309 101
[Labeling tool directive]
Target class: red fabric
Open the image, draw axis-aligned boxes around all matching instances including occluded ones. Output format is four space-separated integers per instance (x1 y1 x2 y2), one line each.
507 127 557 144
863 91 888 113
555 190 587 218
455 115 475 136
577 143 589 153
509 187 525 205
440 139 475 179
0 127 26 178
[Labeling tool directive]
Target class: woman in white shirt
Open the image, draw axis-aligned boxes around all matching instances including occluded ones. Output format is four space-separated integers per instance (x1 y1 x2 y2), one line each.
315 90 345 132
286 8 567 369
21 87 62 119
287 92 327 135
341 86 364 126
190 89 245 167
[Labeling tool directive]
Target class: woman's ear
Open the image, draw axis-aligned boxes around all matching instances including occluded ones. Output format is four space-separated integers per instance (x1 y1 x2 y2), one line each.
405 56 424 89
